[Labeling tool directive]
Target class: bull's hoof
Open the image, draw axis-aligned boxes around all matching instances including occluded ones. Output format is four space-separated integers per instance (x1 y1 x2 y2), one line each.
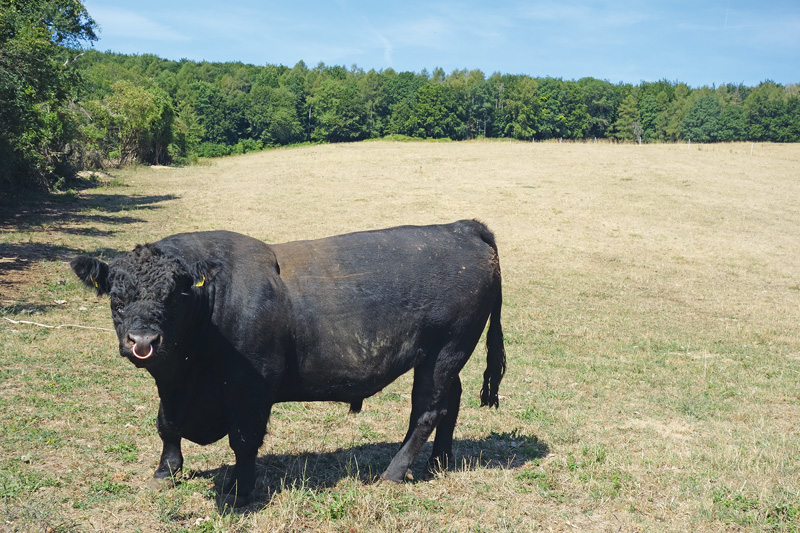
218 490 251 509
378 469 414 483
146 476 175 491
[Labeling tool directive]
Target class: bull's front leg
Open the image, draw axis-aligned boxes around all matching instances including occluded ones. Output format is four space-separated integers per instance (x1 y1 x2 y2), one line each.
149 403 183 488
219 404 272 508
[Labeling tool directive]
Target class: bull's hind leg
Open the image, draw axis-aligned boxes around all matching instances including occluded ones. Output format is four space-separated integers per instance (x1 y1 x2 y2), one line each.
427 375 462 476
380 350 467 483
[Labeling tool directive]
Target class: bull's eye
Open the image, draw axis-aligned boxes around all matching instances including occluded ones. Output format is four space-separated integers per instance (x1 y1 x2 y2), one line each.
115 305 124 315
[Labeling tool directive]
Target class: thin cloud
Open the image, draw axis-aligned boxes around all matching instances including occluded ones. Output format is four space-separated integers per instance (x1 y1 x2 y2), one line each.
91 7 189 43
517 2 646 26
390 15 452 48
335 1 397 66
725 9 800 47
676 7 800 49
373 29 394 65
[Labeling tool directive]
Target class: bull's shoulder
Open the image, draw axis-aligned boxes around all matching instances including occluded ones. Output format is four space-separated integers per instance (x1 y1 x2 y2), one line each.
156 230 263 249
155 231 273 260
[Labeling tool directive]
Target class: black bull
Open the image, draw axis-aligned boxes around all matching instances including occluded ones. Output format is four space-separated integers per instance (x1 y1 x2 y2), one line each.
71 220 506 506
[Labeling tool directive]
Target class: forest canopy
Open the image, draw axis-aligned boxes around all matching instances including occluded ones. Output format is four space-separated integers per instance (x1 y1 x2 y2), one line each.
2 0 799 191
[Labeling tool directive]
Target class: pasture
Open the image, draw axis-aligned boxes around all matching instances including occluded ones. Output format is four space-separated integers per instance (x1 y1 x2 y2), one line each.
1 140 799 531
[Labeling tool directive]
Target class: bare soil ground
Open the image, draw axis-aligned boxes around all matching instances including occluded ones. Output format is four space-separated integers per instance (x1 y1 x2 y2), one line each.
1 140 799 531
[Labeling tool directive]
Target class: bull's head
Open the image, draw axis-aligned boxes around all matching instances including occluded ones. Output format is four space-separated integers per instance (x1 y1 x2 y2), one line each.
71 245 215 369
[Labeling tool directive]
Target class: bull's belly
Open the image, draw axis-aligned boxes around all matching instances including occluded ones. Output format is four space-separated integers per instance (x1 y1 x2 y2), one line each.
276 343 425 403
276 372 404 403
182 422 228 446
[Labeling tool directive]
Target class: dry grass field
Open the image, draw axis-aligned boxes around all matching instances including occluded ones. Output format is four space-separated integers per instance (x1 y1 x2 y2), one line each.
1 140 799 531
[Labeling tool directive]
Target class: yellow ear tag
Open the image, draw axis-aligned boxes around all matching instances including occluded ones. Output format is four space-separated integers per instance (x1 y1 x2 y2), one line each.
90 275 98 288
194 275 205 288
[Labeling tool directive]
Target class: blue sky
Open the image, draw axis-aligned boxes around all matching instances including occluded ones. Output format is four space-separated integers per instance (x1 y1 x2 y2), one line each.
82 0 799 87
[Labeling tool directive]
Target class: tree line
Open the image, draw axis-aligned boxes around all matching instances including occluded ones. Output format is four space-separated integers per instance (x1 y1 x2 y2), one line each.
3 0 800 191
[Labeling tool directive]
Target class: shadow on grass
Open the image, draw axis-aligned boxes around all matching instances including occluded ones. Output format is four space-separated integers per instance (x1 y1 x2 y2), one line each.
0 192 179 237
0 241 127 303
192 430 548 511
0 188 179 298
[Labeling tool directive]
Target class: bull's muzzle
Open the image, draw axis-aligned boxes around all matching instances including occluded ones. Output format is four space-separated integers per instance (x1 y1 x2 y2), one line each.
126 333 162 360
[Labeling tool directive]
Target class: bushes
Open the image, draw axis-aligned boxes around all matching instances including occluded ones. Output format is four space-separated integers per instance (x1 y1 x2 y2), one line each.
196 139 263 158
196 142 231 158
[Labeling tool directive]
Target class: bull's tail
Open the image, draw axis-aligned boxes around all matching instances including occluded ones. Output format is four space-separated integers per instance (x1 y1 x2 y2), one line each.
480 272 506 409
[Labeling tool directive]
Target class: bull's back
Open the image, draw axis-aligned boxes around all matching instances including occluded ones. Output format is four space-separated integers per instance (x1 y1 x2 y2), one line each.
273 220 499 322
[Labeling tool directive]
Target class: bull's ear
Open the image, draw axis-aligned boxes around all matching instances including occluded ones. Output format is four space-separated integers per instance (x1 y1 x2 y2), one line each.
70 256 110 296
188 259 221 289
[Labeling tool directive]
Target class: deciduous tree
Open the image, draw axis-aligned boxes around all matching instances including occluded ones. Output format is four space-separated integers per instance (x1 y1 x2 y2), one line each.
0 0 96 188
682 95 722 143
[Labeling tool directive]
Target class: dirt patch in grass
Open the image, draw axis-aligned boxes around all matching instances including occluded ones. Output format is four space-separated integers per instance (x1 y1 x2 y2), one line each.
625 417 695 442
2 141 799 531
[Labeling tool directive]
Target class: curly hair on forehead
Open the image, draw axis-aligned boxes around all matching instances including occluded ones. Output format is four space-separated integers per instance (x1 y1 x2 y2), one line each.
109 244 188 301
